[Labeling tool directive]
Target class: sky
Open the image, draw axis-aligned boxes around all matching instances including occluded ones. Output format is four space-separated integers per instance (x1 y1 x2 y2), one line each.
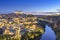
0 0 60 13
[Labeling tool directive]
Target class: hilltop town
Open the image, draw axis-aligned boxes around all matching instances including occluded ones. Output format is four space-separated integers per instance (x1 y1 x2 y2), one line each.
0 11 60 40
0 11 44 40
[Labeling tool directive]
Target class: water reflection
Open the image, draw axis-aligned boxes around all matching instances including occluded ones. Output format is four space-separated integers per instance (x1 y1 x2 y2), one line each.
40 25 56 40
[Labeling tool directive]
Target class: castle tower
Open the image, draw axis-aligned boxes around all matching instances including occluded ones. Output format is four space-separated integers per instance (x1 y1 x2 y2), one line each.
14 10 23 14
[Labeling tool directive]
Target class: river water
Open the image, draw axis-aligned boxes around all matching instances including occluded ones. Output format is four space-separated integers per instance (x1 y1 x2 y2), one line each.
40 25 56 40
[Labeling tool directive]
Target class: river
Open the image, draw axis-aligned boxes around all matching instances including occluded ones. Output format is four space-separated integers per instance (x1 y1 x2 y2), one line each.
40 25 56 40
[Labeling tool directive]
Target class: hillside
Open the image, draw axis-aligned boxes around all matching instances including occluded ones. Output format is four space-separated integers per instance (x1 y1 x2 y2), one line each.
0 12 45 40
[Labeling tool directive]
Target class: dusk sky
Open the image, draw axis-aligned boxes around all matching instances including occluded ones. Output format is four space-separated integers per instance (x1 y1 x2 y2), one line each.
0 0 60 13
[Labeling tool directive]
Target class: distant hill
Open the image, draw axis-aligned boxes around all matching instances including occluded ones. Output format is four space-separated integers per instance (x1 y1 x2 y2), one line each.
24 12 60 15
